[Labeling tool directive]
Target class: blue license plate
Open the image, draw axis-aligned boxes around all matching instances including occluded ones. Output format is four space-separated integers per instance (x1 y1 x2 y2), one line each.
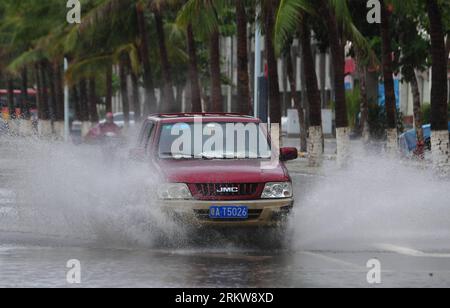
209 206 248 219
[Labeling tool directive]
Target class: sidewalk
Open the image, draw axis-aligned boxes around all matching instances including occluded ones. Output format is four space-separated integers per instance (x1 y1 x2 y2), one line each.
283 136 337 176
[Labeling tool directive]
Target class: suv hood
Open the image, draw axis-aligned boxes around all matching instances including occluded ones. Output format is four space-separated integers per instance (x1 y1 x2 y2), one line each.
156 159 290 183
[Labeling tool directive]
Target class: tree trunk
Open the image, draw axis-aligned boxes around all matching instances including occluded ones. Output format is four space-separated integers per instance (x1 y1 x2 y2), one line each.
72 85 82 121
236 0 251 115
47 64 57 122
356 52 370 143
136 3 157 115
79 79 90 122
317 0 349 165
446 35 450 61
20 68 28 117
7 79 14 118
53 62 64 122
131 69 141 121
426 0 449 171
34 64 43 118
380 0 398 153
265 0 281 125
300 18 323 166
39 61 50 121
210 29 223 112
119 55 130 126
187 24 202 112
105 65 113 114
410 70 425 159
286 49 307 152
154 9 175 112
88 78 99 123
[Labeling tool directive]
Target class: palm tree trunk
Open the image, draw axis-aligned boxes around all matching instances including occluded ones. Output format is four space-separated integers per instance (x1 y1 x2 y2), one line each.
47 64 57 122
20 68 28 117
79 79 90 122
300 18 323 166
72 85 81 121
409 70 425 159
154 9 175 112
7 79 14 118
446 35 450 61
286 49 307 153
355 49 370 143
88 77 99 123
78 79 91 137
53 63 64 121
136 3 157 115
52 62 65 138
34 64 43 118
119 55 130 126
105 65 113 114
39 61 50 121
380 0 398 154
131 69 141 121
265 0 281 126
187 24 202 112
38 61 52 136
317 0 349 166
210 29 223 112
426 0 449 170
236 0 251 114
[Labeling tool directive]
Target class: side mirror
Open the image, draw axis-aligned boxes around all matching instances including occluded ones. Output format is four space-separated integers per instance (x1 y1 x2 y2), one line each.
280 147 298 162
129 147 146 162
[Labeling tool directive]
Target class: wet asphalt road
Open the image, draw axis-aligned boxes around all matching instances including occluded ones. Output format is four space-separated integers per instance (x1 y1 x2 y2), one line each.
0 173 449 288
1 139 450 288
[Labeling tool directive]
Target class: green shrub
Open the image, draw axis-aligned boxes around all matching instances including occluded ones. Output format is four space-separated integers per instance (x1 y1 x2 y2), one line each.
368 103 404 140
422 103 431 124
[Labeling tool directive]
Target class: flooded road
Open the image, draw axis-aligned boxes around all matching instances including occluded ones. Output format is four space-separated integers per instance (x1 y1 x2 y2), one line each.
1 138 450 287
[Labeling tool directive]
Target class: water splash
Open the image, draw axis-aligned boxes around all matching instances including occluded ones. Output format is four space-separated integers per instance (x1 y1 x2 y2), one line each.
292 150 450 252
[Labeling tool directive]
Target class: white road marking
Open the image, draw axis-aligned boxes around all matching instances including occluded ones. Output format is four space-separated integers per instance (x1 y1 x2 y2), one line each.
300 251 365 270
376 244 450 258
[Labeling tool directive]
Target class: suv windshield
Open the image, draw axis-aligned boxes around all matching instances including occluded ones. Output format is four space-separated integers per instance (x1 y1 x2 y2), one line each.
158 122 271 159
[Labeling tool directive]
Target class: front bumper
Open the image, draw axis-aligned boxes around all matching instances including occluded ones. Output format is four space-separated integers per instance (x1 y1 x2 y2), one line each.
158 198 294 228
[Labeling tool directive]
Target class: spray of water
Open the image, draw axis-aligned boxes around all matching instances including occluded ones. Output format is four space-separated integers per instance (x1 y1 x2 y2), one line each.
0 134 187 248
1 136 449 252
292 149 450 252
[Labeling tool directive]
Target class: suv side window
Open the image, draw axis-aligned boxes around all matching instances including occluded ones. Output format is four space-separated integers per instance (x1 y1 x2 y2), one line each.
138 121 155 150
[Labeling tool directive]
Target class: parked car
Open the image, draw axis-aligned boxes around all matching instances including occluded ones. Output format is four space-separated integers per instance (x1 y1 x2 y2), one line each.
399 122 450 155
100 112 135 128
130 113 298 229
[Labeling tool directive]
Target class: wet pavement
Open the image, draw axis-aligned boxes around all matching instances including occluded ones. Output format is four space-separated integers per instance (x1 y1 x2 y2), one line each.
1 138 450 288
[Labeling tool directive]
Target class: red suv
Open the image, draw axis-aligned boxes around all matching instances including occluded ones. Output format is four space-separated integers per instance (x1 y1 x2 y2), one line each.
131 113 297 228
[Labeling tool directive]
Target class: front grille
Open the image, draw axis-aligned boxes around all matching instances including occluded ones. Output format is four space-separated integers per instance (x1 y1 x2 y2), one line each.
191 183 262 200
194 209 263 221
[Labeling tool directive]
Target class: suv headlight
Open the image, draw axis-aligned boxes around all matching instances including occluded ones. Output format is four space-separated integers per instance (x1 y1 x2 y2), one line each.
158 183 193 200
261 182 293 199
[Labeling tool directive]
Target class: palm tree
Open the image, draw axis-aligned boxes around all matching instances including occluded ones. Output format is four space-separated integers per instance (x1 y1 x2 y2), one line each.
426 0 449 170
177 0 225 112
299 17 323 167
316 0 350 165
136 1 157 115
186 24 202 112
153 4 176 112
209 28 223 112
380 0 398 154
265 0 282 126
236 0 251 114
